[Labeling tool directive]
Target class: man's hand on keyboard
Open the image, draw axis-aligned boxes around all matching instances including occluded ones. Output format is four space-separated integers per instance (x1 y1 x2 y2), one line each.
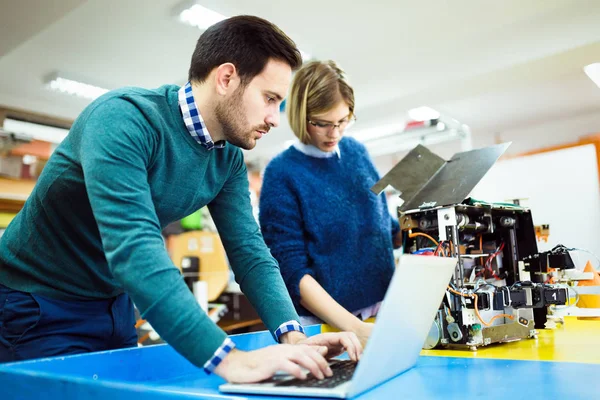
214 344 333 383
295 332 363 362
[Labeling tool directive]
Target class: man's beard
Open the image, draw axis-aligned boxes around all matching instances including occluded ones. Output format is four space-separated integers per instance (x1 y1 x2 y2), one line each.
215 86 266 150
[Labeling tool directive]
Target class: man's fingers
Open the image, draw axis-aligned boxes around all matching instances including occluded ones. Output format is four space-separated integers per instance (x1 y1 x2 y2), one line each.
319 345 328 356
307 345 328 357
291 349 324 380
278 359 306 380
306 347 333 377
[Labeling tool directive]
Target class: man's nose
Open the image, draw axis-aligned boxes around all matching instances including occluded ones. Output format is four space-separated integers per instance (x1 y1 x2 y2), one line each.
266 109 280 128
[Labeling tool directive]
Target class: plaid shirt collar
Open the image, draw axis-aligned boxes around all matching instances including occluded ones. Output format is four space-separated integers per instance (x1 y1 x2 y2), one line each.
178 82 225 150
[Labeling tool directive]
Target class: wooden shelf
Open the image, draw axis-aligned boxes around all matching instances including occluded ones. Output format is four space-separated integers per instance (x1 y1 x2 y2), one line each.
0 177 34 212
219 318 264 333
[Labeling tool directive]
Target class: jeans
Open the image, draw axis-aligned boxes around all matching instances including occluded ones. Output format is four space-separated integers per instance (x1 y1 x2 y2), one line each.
0 283 138 363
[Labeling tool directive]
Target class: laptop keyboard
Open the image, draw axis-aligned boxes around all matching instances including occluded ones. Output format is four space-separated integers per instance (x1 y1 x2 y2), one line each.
274 360 357 388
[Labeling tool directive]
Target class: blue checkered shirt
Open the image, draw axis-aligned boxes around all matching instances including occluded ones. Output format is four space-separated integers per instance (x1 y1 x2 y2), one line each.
178 82 226 150
178 83 306 373
202 320 306 374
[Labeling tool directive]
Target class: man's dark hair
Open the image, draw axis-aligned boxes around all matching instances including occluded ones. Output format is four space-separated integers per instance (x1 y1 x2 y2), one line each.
188 15 302 84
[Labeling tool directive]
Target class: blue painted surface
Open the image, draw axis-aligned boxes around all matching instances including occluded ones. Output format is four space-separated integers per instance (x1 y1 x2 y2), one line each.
1 325 598 400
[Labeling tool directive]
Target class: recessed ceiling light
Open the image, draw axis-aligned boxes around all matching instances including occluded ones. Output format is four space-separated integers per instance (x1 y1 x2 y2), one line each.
584 63 600 88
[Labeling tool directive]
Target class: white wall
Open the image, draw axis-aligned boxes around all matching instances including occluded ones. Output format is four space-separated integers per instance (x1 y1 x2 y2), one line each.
469 144 600 266
472 111 600 156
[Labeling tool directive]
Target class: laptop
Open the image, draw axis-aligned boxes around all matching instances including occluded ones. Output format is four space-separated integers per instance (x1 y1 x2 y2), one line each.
219 254 457 398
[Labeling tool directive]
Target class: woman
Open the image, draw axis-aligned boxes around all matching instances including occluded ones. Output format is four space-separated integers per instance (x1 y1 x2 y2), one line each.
258 60 401 346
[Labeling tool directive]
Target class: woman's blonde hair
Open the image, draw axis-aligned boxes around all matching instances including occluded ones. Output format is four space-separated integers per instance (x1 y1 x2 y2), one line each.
287 60 355 144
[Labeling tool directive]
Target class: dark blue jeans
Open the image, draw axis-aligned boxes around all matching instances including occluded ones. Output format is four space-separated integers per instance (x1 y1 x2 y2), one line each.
0 284 138 363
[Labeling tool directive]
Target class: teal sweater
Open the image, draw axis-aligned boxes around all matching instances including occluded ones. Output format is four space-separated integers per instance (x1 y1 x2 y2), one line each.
0 85 299 367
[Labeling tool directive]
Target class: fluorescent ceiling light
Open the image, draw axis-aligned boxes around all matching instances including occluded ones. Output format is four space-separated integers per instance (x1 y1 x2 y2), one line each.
408 106 440 121
179 4 226 30
348 122 400 142
363 128 471 158
177 3 312 62
46 76 109 100
4 118 69 144
348 113 472 157
299 50 311 62
584 63 600 88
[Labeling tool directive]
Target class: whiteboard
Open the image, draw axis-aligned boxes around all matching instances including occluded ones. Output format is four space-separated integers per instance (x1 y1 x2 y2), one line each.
469 144 600 269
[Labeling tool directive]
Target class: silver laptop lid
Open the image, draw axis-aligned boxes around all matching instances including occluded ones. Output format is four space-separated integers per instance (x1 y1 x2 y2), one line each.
347 255 457 398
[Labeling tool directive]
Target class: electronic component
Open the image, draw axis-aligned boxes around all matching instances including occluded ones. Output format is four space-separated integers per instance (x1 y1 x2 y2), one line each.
507 288 528 308
396 201 570 349
447 322 463 342
464 292 490 310
372 143 570 350
522 244 575 273
537 286 568 306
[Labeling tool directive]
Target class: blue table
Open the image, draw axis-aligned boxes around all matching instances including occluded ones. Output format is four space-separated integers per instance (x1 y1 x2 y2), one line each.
1 325 598 399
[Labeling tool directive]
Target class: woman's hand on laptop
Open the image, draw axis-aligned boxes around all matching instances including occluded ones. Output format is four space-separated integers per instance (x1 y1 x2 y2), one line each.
213 344 333 383
295 332 363 362
353 322 374 349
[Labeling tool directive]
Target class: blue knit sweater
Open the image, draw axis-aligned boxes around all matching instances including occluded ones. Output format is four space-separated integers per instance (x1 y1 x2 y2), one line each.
259 137 400 317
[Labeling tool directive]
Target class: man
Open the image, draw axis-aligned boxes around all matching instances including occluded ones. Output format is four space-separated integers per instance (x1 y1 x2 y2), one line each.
0 15 361 383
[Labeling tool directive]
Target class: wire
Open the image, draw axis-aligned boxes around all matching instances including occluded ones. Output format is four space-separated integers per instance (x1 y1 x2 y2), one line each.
447 286 514 327
501 286 512 307
568 247 600 269
474 281 496 292
135 319 147 329
138 332 151 344
443 303 452 318
434 241 444 256
433 240 454 257
476 242 505 280
442 241 454 257
413 248 435 255
409 232 439 247
448 241 455 256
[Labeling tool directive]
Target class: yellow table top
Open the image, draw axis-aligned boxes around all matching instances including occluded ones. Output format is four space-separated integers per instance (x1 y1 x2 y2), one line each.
421 317 600 364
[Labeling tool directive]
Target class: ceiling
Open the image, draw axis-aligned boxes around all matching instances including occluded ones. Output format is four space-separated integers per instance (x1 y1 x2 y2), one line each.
1 0 599 163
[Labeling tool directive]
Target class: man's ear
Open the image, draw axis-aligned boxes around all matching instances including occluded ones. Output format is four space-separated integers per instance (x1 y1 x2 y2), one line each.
214 63 240 95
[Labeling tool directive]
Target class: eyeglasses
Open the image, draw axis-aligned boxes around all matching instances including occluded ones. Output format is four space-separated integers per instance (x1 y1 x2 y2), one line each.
307 116 356 135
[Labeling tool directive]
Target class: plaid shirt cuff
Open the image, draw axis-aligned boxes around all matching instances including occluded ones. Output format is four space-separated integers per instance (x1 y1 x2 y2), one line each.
203 337 235 374
274 320 306 343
